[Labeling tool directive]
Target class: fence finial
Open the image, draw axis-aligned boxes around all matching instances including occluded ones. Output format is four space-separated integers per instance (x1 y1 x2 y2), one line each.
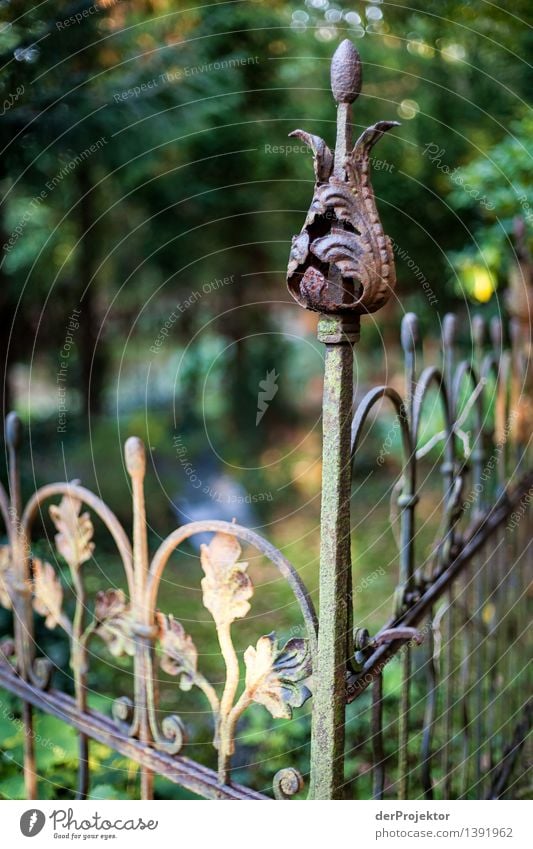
490 316 503 351
286 40 399 319
442 313 458 348
330 39 361 104
472 315 486 349
125 436 146 479
401 313 419 353
5 411 22 452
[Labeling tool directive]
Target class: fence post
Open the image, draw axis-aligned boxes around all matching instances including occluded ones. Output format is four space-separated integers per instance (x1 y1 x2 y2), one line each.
311 315 358 798
285 39 399 798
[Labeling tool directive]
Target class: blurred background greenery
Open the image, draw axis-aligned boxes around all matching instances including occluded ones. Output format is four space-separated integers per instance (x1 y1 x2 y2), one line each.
0 0 531 799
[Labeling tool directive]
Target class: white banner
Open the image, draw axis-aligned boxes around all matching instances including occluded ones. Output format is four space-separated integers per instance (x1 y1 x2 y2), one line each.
1 799 530 848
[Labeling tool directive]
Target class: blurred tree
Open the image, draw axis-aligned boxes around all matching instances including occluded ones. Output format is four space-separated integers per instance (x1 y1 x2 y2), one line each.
1 0 531 424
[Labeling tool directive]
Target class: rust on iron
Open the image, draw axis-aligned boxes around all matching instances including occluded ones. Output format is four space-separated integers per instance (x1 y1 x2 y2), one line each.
287 38 399 317
0 39 531 805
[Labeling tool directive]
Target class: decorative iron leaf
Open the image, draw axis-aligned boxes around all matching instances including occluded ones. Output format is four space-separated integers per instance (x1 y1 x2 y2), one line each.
243 633 312 720
286 42 399 316
287 232 310 279
94 588 127 621
94 588 135 657
288 130 333 183
352 121 399 162
311 228 363 279
49 495 94 570
314 180 358 223
33 558 64 629
156 612 198 691
200 533 253 626
0 545 13 610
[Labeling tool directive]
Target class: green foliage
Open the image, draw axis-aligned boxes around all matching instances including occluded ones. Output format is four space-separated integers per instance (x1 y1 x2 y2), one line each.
0 0 529 800
447 112 533 301
2 0 531 418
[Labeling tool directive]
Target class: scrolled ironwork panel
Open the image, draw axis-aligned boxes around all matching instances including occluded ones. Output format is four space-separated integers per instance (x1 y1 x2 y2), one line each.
146 516 316 793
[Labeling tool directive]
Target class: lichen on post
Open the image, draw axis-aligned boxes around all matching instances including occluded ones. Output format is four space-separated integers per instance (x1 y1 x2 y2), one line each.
285 38 399 799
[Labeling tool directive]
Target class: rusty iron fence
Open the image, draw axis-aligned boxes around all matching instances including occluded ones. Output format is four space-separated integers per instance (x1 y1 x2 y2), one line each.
0 39 531 801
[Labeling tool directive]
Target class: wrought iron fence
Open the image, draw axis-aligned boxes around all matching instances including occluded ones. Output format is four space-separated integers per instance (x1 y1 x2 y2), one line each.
0 39 531 802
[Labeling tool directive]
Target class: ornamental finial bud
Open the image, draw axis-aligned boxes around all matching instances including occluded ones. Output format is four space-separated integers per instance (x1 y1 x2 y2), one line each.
331 39 362 104
287 40 399 318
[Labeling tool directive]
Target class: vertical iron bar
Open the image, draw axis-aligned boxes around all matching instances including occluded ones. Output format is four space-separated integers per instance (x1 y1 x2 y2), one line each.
398 648 411 799
395 315 419 800
421 611 437 799
443 588 454 798
472 317 487 795
310 315 357 800
441 314 457 798
486 553 497 784
126 437 154 800
459 573 471 797
72 563 89 799
372 673 385 799
6 413 37 799
491 317 506 782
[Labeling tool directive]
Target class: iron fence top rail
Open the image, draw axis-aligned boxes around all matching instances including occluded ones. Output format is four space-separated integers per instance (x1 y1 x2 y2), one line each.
0 660 269 801
346 468 533 702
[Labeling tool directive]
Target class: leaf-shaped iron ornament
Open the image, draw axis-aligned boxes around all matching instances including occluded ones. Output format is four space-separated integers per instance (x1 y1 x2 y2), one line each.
200 532 253 626
93 588 135 657
157 612 198 690
243 633 312 720
49 495 94 570
32 558 65 630
0 546 13 610
287 39 399 316
150 532 311 795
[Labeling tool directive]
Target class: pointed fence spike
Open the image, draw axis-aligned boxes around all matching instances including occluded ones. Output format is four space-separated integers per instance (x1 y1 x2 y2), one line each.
472 315 486 349
490 316 503 351
401 313 419 353
5 411 22 451
331 39 362 104
442 313 458 349
125 436 146 479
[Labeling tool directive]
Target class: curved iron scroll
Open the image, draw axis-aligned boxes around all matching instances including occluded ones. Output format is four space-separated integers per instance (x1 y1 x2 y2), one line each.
0 425 317 800
347 308 528 669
